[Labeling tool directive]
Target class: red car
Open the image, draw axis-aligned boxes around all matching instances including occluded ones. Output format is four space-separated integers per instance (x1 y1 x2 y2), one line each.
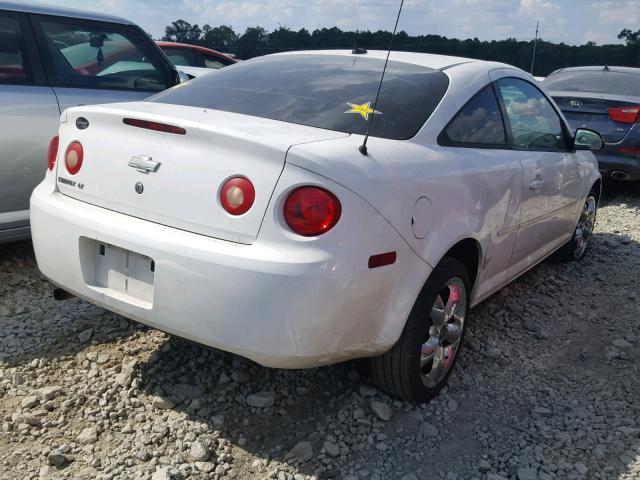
156 41 236 70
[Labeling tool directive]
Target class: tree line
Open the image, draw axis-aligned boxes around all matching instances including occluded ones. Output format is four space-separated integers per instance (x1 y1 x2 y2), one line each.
161 21 640 76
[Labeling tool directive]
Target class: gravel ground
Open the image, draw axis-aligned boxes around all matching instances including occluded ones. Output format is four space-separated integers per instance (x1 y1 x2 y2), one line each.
1 182 639 480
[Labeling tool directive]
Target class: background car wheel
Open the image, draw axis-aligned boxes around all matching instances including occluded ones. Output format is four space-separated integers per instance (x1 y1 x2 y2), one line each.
371 257 470 402
556 191 598 262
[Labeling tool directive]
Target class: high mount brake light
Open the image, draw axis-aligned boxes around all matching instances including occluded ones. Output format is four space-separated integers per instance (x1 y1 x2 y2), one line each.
123 118 186 135
284 186 341 236
220 177 255 215
47 136 59 172
65 141 83 175
608 107 640 125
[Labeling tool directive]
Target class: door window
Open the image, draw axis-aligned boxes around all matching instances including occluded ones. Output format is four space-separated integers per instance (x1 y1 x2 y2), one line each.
441 85 506 146
0 16 31 84
37 19 168 92
162 47 199 67
498 77 567 150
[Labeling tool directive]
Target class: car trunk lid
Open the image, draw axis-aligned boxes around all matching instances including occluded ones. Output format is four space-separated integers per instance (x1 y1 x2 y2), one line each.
551 92 640 143
56 102 348 244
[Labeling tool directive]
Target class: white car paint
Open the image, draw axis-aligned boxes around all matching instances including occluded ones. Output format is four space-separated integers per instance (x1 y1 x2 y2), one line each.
31 50 600 368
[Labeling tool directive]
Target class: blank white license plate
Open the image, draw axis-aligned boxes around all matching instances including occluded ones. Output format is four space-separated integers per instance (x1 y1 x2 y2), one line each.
82 239 155 306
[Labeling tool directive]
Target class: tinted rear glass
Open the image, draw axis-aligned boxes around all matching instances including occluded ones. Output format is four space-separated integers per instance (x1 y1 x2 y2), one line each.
542 71 640 97
150 54 449 140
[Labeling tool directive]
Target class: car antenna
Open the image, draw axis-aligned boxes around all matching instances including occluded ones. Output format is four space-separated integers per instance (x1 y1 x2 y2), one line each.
359 0 405 156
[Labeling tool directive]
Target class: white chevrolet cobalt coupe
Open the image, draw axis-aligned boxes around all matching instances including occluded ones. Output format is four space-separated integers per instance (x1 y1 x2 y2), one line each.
32 51 603 402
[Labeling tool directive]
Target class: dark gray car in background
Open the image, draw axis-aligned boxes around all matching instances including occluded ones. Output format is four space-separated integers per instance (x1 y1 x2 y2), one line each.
0 1 182 243
542 66 640 181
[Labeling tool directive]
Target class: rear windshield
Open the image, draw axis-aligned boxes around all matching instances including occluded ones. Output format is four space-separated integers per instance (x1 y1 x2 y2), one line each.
542 70 640 97
150 54 449 140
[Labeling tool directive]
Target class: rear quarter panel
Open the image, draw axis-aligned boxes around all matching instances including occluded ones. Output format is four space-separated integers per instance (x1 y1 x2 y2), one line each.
287 63 528 304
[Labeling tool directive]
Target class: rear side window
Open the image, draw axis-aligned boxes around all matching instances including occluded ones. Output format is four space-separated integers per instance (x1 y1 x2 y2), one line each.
162 47 199 67
542 70 640 97
37 19 169 92
150 54 450 140
0 16 31 84
441 86 506 146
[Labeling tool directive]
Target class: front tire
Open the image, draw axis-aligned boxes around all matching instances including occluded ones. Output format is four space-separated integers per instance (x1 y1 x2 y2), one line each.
556 192 598 262
371 257 470 402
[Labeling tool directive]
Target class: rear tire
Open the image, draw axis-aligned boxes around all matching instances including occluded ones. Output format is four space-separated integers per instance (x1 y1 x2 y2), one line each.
556 191 598 262
371 257 470 402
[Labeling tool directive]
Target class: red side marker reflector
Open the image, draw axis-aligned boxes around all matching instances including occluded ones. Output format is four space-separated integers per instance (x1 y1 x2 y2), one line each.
368 251 397 269
123 118 186 135
619 147 640 154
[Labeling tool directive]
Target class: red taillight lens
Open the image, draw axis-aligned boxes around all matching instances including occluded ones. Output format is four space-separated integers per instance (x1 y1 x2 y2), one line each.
220 177 255 215
47 135 59 171
65 141 84 175
123 118 186 135
608 106 640 124
284 186 341 236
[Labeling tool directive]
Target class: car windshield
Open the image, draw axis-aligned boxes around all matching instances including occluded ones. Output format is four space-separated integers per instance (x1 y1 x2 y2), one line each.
149 54 449 140
542 70 640 97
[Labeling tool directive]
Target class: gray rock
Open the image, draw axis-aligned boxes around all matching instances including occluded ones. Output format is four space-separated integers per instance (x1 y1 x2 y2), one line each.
77 426 99 445
370 400 393 421
151 396 175 410
47 452 73 467
486 347 501 359
151 467 172 480
574 463 588 475
20 395 38 409
612 338 632 348
78 328 93 342
323 440 340 457
190 441 209 462
421 421 438 437
37 385 62 401
517 467 538 480
246 391 276 408
288 440 313 462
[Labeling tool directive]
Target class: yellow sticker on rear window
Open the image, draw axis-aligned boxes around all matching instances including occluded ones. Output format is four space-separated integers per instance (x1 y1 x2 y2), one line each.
345 102 382 121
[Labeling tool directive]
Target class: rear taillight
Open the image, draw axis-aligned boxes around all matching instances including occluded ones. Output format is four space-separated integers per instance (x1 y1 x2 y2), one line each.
47 135 59 171
123 118 186 135
284 186 341 236
608 106 640 124
65 141 84 175
220 177 255 215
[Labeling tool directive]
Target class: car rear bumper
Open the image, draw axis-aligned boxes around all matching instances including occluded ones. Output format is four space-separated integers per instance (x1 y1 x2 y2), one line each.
595 151 640 180
30 177 428 368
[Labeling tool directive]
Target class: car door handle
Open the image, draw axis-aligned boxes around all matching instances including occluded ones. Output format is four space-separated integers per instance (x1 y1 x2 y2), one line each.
529 180 545 190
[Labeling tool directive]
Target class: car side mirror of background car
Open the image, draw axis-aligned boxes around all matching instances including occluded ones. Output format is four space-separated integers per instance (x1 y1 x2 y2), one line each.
177 70 191 83
574 128 604 151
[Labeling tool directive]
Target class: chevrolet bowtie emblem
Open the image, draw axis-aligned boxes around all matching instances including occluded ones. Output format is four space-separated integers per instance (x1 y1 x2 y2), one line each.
128 155 160 174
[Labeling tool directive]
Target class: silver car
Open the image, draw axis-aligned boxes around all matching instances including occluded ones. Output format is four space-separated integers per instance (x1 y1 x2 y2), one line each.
0 1 181 243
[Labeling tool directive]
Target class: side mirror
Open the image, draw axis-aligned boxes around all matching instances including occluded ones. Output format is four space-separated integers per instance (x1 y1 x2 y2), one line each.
177 70 191 83
574 128 604 151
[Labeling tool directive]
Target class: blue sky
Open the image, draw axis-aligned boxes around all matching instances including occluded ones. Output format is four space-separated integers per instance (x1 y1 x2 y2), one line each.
31 0 639 45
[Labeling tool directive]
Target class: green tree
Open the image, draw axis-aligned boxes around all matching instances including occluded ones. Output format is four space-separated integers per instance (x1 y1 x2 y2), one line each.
162 20 202 44
202 25 238 51
237 26 269 59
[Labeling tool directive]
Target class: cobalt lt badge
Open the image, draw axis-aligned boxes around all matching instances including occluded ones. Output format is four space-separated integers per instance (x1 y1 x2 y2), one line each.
135 182 144 194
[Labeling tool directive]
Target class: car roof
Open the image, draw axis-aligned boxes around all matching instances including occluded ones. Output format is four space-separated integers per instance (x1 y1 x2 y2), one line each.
0 0 133 25
271 49 509 71
549 65 640 76
155 41 236 62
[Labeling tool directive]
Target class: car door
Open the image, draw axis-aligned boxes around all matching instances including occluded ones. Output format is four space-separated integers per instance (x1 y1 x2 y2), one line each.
496 76 582 278
31 15 175 112
0 11 59 236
